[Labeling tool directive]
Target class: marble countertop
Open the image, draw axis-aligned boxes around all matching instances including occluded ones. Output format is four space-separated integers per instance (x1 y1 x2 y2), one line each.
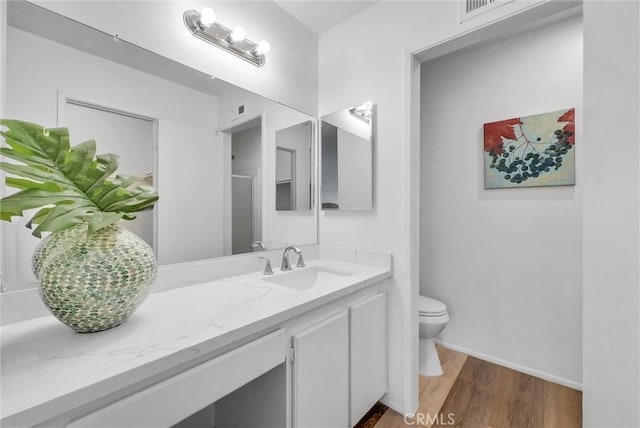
1 259 391 426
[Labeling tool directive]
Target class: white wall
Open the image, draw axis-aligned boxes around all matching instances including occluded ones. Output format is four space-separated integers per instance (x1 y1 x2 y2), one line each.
0 0 7 290
4 27 224 288
582 2 639 426
31 0 318 115
218 87 317 250
0 1 5 115
319 0 581 413
420 16 582 386
321 0 640 422
157 119 223 265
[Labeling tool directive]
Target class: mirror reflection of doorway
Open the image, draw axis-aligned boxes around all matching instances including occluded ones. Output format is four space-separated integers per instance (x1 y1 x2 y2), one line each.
64 99 157 250
276 147 296 211
231 175 254 255
229 118 262 255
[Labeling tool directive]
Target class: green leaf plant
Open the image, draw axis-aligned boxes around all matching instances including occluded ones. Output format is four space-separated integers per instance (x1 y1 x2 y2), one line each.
0 119 159 237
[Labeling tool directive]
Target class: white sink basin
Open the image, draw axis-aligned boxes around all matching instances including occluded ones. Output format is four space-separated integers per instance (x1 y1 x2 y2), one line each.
262 266 355 290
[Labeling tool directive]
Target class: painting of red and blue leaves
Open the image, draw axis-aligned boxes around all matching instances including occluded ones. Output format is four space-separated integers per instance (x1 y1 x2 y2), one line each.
484 108 575 189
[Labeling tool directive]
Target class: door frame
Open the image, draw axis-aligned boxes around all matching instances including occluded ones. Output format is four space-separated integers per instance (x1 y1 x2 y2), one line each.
56 92 159 255
401 0 583 413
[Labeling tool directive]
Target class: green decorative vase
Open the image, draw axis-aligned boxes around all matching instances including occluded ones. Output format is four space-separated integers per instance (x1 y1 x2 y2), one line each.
34 222 157 333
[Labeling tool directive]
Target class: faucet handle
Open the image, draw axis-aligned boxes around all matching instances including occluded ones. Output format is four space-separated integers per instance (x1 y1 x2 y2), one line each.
257 256 273 275
251 241 267 251
296 253 305 268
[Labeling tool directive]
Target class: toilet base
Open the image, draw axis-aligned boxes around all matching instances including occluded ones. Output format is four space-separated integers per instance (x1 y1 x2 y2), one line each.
419 338 443 376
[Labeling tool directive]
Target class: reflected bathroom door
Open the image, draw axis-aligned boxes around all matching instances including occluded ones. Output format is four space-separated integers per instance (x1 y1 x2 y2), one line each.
231 175 254 255
64 100 157 250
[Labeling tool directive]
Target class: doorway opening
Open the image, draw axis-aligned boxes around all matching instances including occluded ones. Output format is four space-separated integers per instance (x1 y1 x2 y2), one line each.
61 98 158 252
225 117 262 255
404 0 584 418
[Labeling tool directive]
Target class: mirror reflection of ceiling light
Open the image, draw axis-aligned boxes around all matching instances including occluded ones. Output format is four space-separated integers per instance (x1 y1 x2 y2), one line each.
183 8 270 67
349 101 373 123
252 40 271 56
198 7 216 28
227 26 246 43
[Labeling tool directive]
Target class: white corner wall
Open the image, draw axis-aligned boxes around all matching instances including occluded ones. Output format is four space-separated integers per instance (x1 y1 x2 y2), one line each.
321 0 639 422
0 0 5 116
420 15 582 387
318 0 573 414
582 1 640 426
0 0 6 289
319 1 576 412
30 0 318 115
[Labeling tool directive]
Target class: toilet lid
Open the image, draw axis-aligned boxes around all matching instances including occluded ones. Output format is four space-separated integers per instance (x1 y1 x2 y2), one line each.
419 296 447 316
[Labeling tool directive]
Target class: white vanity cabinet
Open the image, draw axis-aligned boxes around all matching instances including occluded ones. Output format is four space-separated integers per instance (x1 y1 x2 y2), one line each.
291 291 388 428
292 311 350 428
1 259 392 428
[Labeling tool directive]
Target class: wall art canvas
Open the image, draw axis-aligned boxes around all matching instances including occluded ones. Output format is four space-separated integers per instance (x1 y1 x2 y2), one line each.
484 108 575 189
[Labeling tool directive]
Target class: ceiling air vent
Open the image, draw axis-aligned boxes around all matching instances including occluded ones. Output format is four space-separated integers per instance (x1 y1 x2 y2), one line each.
459 0 515 22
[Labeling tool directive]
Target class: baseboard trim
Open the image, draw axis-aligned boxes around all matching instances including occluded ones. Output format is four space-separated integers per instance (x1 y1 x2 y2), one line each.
435 339 583 391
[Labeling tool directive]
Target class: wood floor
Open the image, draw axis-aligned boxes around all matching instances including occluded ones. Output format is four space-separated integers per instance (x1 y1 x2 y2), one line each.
356 345 582 428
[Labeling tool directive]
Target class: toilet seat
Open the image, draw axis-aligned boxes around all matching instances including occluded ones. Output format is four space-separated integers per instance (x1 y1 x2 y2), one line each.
419 296 447 317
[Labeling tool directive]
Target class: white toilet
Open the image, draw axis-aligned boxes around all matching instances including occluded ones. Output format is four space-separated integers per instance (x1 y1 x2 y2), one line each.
419 296 449 376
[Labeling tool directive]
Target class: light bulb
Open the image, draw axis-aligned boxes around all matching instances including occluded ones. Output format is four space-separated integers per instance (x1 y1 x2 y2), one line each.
199 7 216 28
229 26 246 43
358 101 372 116
254 40 271 56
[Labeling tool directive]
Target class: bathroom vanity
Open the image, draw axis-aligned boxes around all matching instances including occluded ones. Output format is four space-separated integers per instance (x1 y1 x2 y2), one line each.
0 254 390 427
0 3 389 427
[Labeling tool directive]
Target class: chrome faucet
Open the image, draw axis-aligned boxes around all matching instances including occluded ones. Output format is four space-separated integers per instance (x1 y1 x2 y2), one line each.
257 256 273 275
281 246 305 271
251 241 267 252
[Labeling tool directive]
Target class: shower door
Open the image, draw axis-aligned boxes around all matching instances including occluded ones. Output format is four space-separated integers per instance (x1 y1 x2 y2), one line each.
231 175 254 255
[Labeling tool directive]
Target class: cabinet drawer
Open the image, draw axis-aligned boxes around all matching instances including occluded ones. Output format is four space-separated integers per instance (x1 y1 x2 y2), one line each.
69 329 286 428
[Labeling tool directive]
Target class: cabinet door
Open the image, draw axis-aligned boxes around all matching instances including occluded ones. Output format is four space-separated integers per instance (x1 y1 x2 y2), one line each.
293 311 349 428
350 292 388 426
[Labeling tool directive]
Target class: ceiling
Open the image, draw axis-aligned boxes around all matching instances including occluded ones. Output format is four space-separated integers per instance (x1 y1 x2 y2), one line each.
274 1 377 34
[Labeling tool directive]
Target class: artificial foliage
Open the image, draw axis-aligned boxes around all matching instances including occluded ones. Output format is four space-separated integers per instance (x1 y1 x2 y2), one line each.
0 119 158 237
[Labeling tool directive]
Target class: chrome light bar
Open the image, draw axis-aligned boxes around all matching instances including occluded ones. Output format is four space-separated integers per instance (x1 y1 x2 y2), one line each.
183 9 270 68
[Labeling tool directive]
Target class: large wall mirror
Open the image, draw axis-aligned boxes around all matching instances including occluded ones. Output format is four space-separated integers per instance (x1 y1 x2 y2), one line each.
321 102 373 211
1 1 317 292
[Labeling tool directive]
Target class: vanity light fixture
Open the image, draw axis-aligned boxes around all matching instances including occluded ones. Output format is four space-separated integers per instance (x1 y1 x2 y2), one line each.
252 40 271 57
199 7 216 27
349 101 373 123
227 26 246 44
183 8 270 67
